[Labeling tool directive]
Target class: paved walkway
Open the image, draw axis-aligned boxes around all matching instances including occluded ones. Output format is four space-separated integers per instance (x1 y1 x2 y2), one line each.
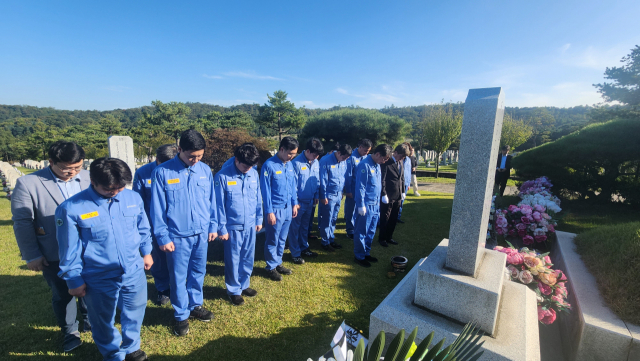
416 182 518 195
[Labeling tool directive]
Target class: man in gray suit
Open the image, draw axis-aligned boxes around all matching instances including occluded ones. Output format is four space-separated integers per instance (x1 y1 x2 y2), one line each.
11 141 91 352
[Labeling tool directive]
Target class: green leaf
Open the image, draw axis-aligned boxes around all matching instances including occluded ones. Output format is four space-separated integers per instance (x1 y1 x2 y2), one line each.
412 331 434 361
396 327 418 361
384 329 405 361
433 344 453 361
422 338 446 361
353 338 366 361
466 351 485 361
366 331 385 361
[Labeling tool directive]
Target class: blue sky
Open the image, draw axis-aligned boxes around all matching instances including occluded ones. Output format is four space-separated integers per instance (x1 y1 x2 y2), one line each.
1 0 639 110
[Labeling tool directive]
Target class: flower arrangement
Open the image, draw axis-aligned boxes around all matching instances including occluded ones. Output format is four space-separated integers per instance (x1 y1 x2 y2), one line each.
494 244 571 324
518 176 562 214
494 203 557 246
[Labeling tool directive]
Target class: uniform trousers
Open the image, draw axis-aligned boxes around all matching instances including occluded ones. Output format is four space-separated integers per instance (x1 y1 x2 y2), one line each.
319 195 342 246
166 233 208 321
354 204 380 260
380 199 402 242
150 237 170 296
344 196 356 236
264 207 292 270
288 200 313 258
224 227 256 295
83 268 147 361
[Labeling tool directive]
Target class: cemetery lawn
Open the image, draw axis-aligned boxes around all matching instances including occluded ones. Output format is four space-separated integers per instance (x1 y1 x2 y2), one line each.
0 188 453 360
17 166 36 175
416 163 458 173
417 177 517 187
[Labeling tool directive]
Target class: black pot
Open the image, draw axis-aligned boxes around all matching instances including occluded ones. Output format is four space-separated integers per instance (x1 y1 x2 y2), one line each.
391 256 408 272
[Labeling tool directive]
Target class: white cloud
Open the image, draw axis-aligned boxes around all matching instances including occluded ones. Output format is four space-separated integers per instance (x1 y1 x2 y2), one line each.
560 43 571 53
222 71 283 81
335 88 349 94
202 74 223 79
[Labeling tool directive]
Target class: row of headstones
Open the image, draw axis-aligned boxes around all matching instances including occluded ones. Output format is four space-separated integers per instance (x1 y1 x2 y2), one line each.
23 159 49 169
420 150 459 166
1 161 24 197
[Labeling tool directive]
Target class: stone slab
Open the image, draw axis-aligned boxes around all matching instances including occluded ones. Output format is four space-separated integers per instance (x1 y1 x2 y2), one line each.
446 87 505 277
108 136 136 182
370 258 540 361
414 239 506 335
553 231 635 361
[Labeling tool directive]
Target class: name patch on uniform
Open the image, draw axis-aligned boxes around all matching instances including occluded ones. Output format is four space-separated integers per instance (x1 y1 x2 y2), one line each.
371 169 376 173
167 178 180 184
331 165 336 169
80 211 99 220
127 205 137 208
276 170 282 174
227 181 237 186
301 166 308 170
355 160 360 164
200 176 207 179
147 179 152 184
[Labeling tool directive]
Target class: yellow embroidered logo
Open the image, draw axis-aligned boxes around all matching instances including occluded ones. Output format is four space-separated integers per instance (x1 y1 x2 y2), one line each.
80 211 99 220
227 181 237 186
301 166 308 170
331 165 336 169
275 170 282 174
167 178 180 184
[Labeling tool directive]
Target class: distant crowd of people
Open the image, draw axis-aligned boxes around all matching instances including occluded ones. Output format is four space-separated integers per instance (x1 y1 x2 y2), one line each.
11 130 419 361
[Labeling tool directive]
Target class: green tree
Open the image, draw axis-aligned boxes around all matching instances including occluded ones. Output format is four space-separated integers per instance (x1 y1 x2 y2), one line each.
500 113 533 150
143 100 195 144
257 90 306 140
411 106 431 162
202 110 255 133
300 108 410 150
594 45 640 106
423 104 462 178
527 108 555 147
99 114 125 136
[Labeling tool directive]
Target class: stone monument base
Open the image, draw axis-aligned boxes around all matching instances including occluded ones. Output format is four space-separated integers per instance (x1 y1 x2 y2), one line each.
370 256 540 361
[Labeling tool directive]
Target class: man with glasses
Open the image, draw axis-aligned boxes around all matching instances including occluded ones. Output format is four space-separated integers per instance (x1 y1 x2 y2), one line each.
11 141 92 352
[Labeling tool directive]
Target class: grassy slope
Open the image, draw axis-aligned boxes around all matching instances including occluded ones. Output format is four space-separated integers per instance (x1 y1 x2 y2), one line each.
0 189 453 360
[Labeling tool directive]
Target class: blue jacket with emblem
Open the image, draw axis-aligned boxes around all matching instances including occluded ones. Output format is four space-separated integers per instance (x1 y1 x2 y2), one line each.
214 164 263 235
132 161 157 222
55 186 152 289
260 155 298 214
150 155 217 246
291 153 319 202
319 152 349 199
344 149 367 195
354 155 382 208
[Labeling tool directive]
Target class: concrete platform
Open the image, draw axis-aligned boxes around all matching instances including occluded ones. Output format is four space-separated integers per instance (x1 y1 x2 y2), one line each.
370 257 540 361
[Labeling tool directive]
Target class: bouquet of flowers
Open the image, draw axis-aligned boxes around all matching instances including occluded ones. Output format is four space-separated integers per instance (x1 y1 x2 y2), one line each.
494 244 571 325
519 176 554 195
494 203 557 246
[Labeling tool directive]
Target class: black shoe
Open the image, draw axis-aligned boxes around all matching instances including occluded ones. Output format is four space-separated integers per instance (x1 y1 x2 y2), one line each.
229 295 245 306
379 240 389 247
346 233 354 240
293 257 305 265
156 293 170 306
301 249 318 258
364 255 378 263
354 258 371 268
242 288 258 297
82 320 92 333
268 269 283 281
125 349 148 361
189 306 213 322
330 242 343 249
397 219 405 224
174 320 189 336
62 332 82 352
322 244 335 252
388 239 399 245
276 265 292 275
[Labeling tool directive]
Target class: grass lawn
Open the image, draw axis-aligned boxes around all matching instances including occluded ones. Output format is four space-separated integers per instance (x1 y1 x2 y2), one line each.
0 189 453 360
417 177 518 187
416 163 458 173
16 167 37 175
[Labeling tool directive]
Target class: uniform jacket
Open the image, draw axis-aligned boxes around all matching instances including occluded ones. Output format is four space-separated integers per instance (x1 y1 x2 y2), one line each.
403 156 412 191
132 161 157 222
11 168 91 262
354 156 382 208
214 164 263 235
150 155 217 246
291 153 320 202
55 186 152 289
344 149 367 195
319 153 349 199
380 157 405 201
260 154 298 214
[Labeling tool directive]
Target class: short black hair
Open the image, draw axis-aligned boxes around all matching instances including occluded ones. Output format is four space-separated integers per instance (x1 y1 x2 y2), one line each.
306 138 324 154
502 145 511 151
156 144 179 163
235 143 260 166
394 144 410 157
358 139 373 149
48 141 85 164
337 143 352 156
279 136 299 152
90 157 132 188
373 144 392 157
331 142 340 152
179 130 206 151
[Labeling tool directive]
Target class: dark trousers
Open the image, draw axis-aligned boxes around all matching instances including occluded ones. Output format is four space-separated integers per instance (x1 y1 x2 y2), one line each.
495 173 509 196
41 261 90 336
379 199 402 242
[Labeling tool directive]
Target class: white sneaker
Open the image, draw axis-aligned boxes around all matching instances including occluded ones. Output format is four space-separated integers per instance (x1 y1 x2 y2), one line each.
414 192 421 197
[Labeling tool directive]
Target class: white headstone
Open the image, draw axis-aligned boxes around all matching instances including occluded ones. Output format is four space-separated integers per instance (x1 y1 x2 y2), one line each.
108 136 136 184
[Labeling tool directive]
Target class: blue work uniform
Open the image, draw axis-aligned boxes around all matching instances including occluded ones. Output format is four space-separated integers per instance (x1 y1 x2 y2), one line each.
150 155 217 321
215 164 263 295
287 153 319 258
398 155 412 220
344 149 367 236
260 154 298 270
56 187 151 361
319 152 349 246
353 156 382 260
133 161 170 297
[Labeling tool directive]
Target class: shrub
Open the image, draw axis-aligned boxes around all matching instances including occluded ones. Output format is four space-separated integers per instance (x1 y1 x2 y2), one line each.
202 129 272 173
512 117 640 205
